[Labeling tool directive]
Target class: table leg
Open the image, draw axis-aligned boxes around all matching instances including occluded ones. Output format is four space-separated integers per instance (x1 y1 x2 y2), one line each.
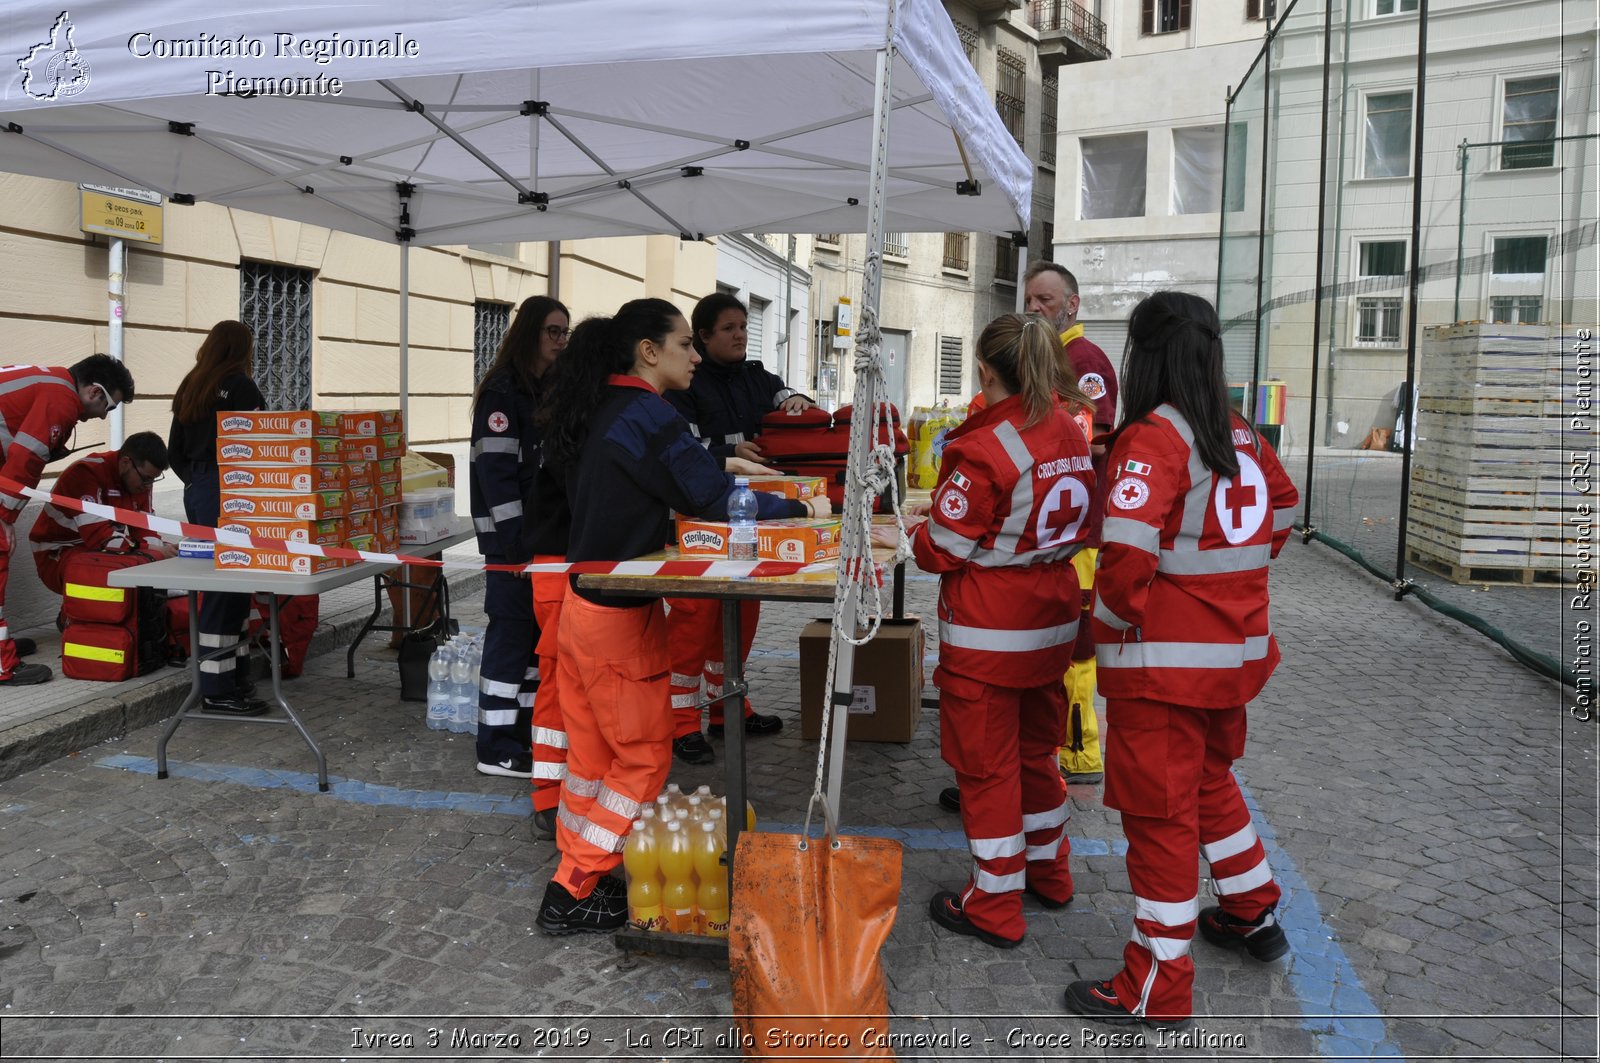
155 590 204 781
347 571 388 678
721 599 746 892
266 595 329 792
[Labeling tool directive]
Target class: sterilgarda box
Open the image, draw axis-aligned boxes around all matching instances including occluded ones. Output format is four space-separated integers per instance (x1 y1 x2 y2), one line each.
219 489 350 521
219 463 350 494
347 432 407 462
215 436 346 466
216 411 318 438
220 516 346 546
345 508 376 541
746 475 828 501
215 545 347 575
343 461 375 491
675 516 731 556
350 481 400 513
756 517 843 563
339 409 404 438
375 458 404 488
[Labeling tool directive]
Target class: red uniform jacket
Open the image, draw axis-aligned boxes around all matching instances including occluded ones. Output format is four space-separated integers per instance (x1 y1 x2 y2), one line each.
912 394 1094 688
1092 405 1298 708
29 450 157 556
0 366 81 525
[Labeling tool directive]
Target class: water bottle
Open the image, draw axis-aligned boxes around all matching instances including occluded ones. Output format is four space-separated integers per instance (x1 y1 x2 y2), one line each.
450 640 476 734
426 645 452 730
727 477 758 561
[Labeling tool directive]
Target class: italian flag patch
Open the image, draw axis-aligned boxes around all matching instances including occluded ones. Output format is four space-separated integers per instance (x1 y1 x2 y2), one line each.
1124 459 1153 475
950 470 972 491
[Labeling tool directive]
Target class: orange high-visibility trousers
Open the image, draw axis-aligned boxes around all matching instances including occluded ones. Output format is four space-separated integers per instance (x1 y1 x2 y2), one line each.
666 596 758 738
551 590 672 897
529 560 570 813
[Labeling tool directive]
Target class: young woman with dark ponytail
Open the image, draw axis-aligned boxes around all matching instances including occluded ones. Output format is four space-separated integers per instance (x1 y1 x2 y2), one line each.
532 298 815 935
1065 291 1298 1027
885 312 1095 949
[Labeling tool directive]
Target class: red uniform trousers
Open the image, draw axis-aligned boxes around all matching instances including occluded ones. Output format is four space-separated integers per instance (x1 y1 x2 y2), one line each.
1103 697 1281 1021
528 561 570 813
938 667 1075 943
32 545 82 596
551 591 672 899
665 596 757 737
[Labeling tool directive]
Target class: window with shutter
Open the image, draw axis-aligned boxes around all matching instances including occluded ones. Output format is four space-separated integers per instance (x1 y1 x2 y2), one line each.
747 296 769 361
938 336 965 396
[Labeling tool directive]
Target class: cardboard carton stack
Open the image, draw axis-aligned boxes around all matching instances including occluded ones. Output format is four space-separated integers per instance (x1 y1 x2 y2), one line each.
213 409 404 575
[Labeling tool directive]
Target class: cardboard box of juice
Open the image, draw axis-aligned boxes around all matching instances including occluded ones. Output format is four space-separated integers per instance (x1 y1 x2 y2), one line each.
339 409 404 438
219 516 346 546
218 463 350 494
218 489 350 521
745 475 828 501
757 517 843 563
215 437 343 466
215 411 318 438
214 544 347 575
675 517 732 556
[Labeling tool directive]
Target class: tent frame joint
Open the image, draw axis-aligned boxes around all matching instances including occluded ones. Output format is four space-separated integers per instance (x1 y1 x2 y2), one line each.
521 100 549 116
955 178 981 196
518 191 549 207
170 194 195 205
168 121 194 136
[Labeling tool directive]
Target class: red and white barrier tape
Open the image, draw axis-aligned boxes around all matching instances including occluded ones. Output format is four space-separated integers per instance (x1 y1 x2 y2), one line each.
0 475 850 580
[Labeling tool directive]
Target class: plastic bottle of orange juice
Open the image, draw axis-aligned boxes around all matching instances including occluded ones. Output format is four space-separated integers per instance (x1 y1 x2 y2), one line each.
622 819 663 932
658 820 696 934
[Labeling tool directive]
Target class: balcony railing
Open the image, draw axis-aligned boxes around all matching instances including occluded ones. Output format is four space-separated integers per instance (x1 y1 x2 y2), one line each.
1030 0 1107 45
943 232 970 271
883 233 910 258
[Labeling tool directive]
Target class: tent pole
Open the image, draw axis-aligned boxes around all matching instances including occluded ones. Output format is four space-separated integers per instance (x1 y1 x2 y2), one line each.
399 243 410 435
107 237 126 448
824 0 899 826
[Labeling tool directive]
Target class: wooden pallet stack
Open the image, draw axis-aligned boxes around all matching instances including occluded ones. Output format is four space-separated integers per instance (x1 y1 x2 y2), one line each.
1408 322 1577 584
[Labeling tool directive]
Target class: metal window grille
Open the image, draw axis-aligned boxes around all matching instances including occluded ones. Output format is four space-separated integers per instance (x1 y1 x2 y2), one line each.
239 262 313 411
1501 75 1559 169
884 233 910 258
943 232 970 271
1040 76 1058 165
938 335 965 396
1490 296 1543 325
955 22 979 67
1042 222 1055 262
816 233 841 248
1353 240 1406 347
474 301 511 385
995 236 1018 284
996 50 1027 147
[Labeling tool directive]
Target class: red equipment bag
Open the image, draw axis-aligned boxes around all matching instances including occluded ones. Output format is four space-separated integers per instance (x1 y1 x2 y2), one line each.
167 595 191 660
60 551 151 625
754 404 909 511
61 622 137 682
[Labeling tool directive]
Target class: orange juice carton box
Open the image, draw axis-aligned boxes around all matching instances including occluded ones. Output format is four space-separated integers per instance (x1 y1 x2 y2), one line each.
675 516 732 556
345 508 377 540
343 460 375 491
216 410 317 438
375 458 403 488
215 437 328 466
309 410 344 439
214 545 347 575
746 475 828 501
757 517 843 564
340 409 404 439
219 516 346 547
219 462 349 494
344 533 379 555
219 489 349 521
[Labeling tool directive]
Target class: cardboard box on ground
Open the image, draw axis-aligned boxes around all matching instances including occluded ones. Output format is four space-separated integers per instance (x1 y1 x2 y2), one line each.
798 618 924 743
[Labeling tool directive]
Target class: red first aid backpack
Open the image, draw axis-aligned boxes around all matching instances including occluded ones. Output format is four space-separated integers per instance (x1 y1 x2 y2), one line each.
59 550 170 681
754 403 909 510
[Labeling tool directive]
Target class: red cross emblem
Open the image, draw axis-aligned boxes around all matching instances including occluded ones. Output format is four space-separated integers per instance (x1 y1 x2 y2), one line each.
487 411 509 433
1222 480 1258 530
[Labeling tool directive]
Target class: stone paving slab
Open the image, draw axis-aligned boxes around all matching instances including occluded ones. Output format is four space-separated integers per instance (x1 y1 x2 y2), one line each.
0 540 1593 1061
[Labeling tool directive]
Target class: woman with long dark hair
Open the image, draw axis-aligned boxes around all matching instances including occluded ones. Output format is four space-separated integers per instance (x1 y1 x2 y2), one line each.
885 313 1094 949
532 298 817 935
1065 291 1298 1026
169 320 268 715
468 295 569 793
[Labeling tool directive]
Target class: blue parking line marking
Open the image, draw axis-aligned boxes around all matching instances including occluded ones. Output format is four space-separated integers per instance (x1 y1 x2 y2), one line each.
94 754 1403 1059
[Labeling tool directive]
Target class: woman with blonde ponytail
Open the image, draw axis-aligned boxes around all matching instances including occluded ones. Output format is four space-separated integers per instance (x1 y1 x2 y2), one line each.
886 311 1096 948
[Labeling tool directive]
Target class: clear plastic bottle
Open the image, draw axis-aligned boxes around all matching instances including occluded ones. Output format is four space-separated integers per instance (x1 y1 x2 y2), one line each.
727 477 758 560
450 640 476 734
426 645 453 730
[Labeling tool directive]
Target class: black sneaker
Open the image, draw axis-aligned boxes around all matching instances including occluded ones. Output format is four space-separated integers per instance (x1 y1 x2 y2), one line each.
537 880 627 935
593 875 626 901
1199 905 1289 961
0 662 52 686
201 694 269 716
708 712 782 737
938 786 961 813
12 637 36 657
477 755 533 779
672 732 715 765
927 890 1021 949
530 808 557 840
1064 979 1143 1026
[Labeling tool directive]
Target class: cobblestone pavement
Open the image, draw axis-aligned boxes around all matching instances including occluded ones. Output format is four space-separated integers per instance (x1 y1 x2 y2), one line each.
0 540 1593 1062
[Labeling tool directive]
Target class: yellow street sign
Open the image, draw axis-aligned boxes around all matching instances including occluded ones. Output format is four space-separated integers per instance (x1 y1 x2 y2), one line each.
80 189 163 244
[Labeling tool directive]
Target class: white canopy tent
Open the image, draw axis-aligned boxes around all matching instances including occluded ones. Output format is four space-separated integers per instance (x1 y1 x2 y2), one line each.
2 0 1032 821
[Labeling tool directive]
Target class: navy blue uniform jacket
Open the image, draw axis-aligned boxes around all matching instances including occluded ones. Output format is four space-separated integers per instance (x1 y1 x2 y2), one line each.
567 375 805 608
666 358 804 460
470 367 541 563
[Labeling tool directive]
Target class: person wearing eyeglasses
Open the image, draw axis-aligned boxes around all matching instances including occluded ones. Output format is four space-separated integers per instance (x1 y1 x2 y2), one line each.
0 353 135 686
169 321 271 716
469 295 570 791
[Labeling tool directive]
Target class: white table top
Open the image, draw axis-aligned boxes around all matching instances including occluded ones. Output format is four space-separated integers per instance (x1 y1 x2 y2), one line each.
107 524 476 596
